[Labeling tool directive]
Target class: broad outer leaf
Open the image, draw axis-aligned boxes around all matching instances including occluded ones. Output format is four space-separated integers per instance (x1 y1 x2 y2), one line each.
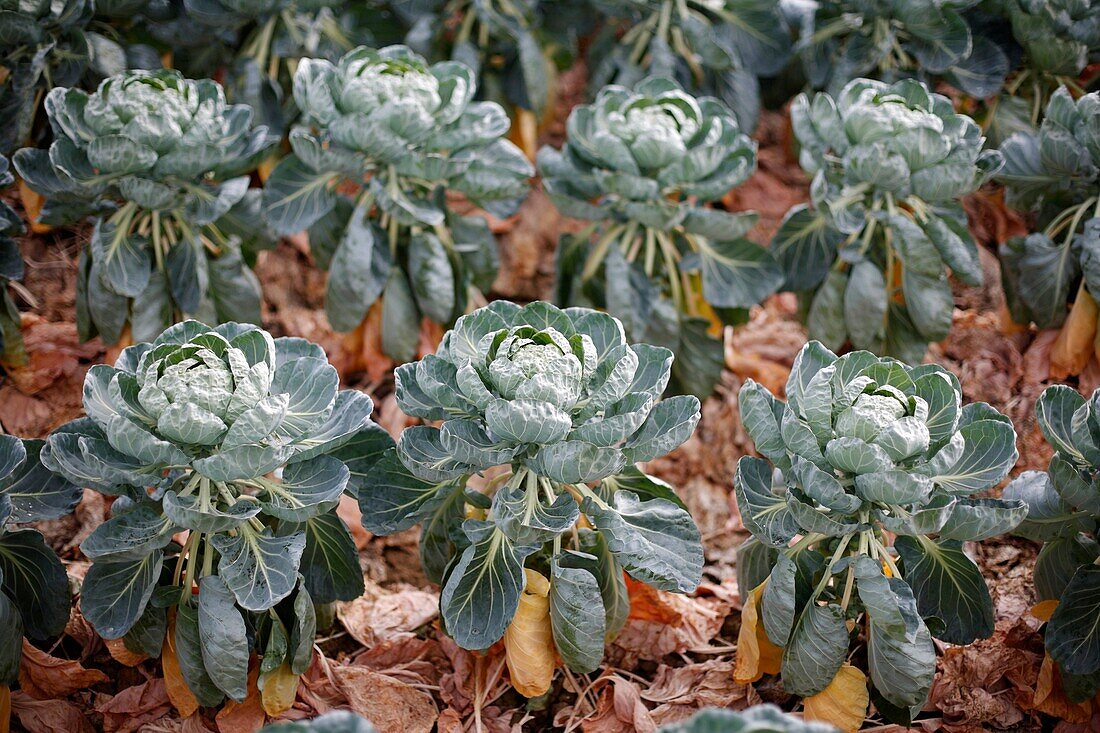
0 529 70 639
581 491 702 594
781 603 848 697
1046 565 1100 676
81 550 163 639
550 559 606 674
894 536 993 645
197 576 249 701
212 530 306 611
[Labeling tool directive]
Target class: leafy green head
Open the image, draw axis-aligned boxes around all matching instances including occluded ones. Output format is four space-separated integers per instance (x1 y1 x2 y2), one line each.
42 321 393 705
543 77 779 400
657 705 836 732
359 300 703 682
1003 0 1100 77
261 45 532 350
997 89 1099 331
266 44 532 234
588 0 791 130
796 0 1003 99
0 435 82 686
773 78 1002 363
734 341 1023 723
13 69 276 345
1004 385 1100 701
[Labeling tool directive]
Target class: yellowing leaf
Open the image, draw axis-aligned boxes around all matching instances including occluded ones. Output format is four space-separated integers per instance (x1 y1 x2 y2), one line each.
105 637 147 667
733 580 782 684
18 181 50 234
803 663 868 733
1051 285 1098 379
260 661 300 716
1033 653 1095 723
504 568 555 698
163 612 200 718
1031 599 1059 623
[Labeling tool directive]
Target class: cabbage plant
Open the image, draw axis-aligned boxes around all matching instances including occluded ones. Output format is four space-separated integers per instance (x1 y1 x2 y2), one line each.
541 77 772 398
658 706 835 732
41 321 393 706
773 77 1002 363
0 155 26 370
734 341 1024 725
588 0 791 131
997 89 1100 373
13 70 276 345
263 45 532 360
793 0 1009 101
0 435 82 691
0 0 131 153
1004 385 1100 704
358 300 703 692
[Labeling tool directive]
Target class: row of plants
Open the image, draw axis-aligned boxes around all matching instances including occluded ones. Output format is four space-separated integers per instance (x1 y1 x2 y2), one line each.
8 58 1096 398
0 303 1098 729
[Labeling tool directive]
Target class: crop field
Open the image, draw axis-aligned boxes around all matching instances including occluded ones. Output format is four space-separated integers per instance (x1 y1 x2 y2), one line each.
0 1 1097 731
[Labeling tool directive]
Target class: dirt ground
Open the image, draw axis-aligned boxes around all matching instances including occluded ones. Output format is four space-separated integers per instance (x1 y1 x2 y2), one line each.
0 76 1090 732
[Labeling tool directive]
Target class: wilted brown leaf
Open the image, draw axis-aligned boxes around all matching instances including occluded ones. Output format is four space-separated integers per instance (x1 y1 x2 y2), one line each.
337 580 438 647
18 641 108 699
105 637 147 667
332 665 437 733
10 691 94 733
612 582 730 663
96 678 173 733
1033 654 1094 724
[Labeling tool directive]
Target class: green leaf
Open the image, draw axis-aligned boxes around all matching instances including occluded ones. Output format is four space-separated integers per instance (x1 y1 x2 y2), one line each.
866 582 935 709
760 553 797 646
212 528 306 611
1035 385 1087 462
844 260 887 350
262 155 339 235
733 456 800 547
408 230 457 324
771 204 842 291
439 523 535 649
529 441 626 484
175 603 225 707
0 529 70 639
622 395 700 463
81 550 163 639
0 587 24 685
688 236 783 309
81 503 177 561
781 603 848 697
197 576 249 702
936 498 1027 541
924 419 1017 494
550 557 606 674
260 454 350 522
289 582 316 674
576 529 630 641
581 490 702 594
1046 565 1100 676
894 536 993 645
356 449 463 535
298 513 365 604
4 439 83 523
163 491 261 534
1034 537 1097 601
325 209 391 332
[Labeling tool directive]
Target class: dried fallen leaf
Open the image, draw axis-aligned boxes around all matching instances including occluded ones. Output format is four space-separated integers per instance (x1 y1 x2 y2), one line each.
613 583 730 662
0 684 8 733
503 568 555 698
10 691 94 733
641 660 750 725
217 664 265 733
581 677 656 733
803 663 868 733
261 662 300 717
18 641 108 699
1033 654 1094 724
332 665 437 733
164 612 201 718
96 678 173 733
733 581 782 684
337 580 438 647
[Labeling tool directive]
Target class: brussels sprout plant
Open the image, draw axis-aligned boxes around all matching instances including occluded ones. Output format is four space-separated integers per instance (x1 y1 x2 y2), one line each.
358 300 703 695
1004 385 1100 703
541 77 774 398
793 0 1009 101
0 435 82 693
0 0 131 153
42 321 393 708
773 78 1003 363
734 341 1024 725
588 0 791 131
997 89 1100 377
13 70 276 345
263 45 532 361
